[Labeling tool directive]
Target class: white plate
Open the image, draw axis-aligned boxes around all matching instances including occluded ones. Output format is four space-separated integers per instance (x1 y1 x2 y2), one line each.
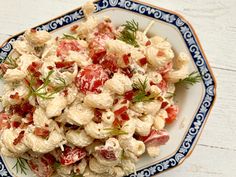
0 0 216 176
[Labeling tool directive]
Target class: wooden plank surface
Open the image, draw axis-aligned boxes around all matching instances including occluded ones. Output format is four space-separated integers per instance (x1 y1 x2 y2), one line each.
0 0 235 176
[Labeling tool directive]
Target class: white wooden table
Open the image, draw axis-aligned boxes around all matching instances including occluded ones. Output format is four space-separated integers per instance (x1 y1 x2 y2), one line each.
0 0 235 176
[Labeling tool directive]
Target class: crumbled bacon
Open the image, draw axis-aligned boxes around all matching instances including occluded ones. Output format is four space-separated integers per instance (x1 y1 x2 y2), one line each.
70 25 79 32
0 113 10 130
145 40 151 46
55 61 75 69
99 148 117 160
30 29 37 33
93 109 102 123
34 127 50 138
10 92 20 100
42 153 56 165
10 102 35 118
47 66 53 70
139 57 147 66
13 131 25 145
121 67 133 78
11 121 21 128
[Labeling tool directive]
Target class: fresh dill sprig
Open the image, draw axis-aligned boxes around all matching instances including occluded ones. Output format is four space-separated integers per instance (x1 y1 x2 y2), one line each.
62 33 78 40
178 71 201 87
26 71 67 99
4 56 18 69
104 127 128 136
119 20 139 47
132 78 156 102
12 157 29 175
165 92 175 99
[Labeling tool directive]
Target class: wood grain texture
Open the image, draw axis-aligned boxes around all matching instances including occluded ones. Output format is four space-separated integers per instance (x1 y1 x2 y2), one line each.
0 0 235 176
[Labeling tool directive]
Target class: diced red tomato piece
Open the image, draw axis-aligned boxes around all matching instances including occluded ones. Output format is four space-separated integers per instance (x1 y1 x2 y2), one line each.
60 146 86 165
113 117 123 127
56 40 80 58
124 90 134 101
13 131 25 145
99 148 117 160
139 129 169 146
28 157 54 177
122 54 130 65
34 127 50 138
139 57 147 66
120 112 129 121
75 64 109 94
55 61 75 69
114 106 128 116
91 49 107 64
165 105 179 124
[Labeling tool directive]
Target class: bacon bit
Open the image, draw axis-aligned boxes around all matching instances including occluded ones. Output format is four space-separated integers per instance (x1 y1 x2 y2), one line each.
99 148 117 160
100 55 118 76
97 22 115 39
145 40 151 46
30 29 37 33
121 99 127 104
34 127 50 138
70 25 79 32
139 57 147 66
121 67 133 78
93 109 102 123
42 153 56 165
157 79 167 91
10 102 35 118
157 50 165 57
27 62 43 77
47 66 53 70
11 121 21 128
122 54 130 65
114 106 128 116
161 101 169 109
124 90 134 101
120 112 129 121
0 113 10 130
13 131 25 145
63 89 68 96
55 61 75 69
113 99 119 105
10 92 20 100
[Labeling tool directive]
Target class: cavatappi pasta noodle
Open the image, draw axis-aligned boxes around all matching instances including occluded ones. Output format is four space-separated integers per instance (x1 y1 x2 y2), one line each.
0 1 198 177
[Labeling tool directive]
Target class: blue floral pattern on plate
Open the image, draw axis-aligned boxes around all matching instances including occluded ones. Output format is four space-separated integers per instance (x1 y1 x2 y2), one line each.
0 0 216 176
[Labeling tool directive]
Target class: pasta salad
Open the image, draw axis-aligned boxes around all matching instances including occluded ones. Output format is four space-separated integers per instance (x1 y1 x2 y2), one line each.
0 1 200 177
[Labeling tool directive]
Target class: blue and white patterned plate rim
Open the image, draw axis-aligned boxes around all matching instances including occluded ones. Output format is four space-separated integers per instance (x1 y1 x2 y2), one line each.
0 0 216 176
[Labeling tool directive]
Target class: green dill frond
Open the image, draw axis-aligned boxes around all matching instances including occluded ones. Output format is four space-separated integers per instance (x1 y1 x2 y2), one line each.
104 128 128 136
62 33 78 40
12 157 29 175
119 20 139 47
4 56 18 69
178 71 201 87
